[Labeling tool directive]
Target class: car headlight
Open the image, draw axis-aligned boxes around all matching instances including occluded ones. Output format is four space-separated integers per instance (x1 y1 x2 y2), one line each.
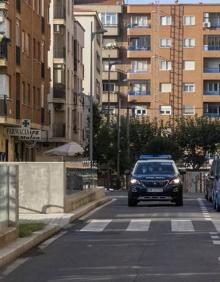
130 178 141 185
169 177 181 185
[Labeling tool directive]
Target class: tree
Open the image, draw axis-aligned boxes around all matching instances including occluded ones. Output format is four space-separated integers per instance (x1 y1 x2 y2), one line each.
174 117 220 169
146 135 182 161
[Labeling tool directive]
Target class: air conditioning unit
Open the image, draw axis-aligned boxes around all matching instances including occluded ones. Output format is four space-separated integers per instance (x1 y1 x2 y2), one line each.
54 104 64 111
203 22 211 28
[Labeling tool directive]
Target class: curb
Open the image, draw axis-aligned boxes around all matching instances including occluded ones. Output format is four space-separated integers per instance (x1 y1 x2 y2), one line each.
0 196 111 269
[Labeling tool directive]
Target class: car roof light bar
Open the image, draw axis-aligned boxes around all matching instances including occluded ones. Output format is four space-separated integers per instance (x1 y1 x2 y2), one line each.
139 154 172 160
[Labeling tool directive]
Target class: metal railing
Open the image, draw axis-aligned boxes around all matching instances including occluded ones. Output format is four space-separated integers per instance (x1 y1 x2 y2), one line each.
204 45 220 51
128 46 151 51
128 69 148 73
204 68 220 73
204 91 220 95
204 113 220 117
128 90 151 96
127 23 151 28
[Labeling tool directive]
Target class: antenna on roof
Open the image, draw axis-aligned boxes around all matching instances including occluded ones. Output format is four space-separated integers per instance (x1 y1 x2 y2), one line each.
175 0 179 3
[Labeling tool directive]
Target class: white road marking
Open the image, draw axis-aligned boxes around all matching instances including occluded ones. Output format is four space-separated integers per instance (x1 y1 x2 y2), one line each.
212 220 220 233
171 220 194 232
126 219 151 232
80 220 112 232
211 235 219 239
210 232 218 235
213 240 220 245
39 231 67 250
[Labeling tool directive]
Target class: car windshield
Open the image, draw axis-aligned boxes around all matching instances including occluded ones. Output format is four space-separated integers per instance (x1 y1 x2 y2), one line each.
134 161 176 175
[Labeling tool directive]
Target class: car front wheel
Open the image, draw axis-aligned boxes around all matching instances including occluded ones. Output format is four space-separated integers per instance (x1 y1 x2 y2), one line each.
128 192 137 207
175 193 183 206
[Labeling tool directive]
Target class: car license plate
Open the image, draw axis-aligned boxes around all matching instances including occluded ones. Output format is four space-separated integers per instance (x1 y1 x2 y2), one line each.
147 188 163 193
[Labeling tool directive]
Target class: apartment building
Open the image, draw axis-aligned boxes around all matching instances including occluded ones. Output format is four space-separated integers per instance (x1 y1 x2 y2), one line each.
73 20 85 145
48 0 75 144
74 9 103 107
75 0 125 118
0 0 50 161
75 0 220 125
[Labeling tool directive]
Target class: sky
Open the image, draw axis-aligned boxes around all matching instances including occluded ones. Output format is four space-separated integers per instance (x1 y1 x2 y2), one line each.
125 0 220 4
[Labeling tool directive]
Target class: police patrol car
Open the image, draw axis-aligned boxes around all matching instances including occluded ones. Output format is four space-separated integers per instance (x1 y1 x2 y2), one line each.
128 155 183 207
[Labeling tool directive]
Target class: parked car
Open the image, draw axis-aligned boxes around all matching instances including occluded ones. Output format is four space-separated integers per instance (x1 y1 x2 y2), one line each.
128 154 183 207
205 155 220 211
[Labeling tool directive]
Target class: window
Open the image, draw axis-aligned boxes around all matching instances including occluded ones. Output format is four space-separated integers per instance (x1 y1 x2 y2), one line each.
183 83 195 92
160 38 172 48
130 81 150 95
133 106 147 116
103 82 115 92
99 12 118 26
183 16 195 26
103 38 117 49
160 83 172 92
129 36 151 51
184 38 196 48
160 60 171 70
183 105 195 115
160 16 172 26
54 64 65 84
160 105 172 115
103 60 116 71
130 16 149 27
183 61 195 70
22 81 25 104
131 61 148 72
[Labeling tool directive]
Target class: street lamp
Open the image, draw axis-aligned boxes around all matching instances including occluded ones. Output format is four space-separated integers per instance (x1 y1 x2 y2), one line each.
107 57 122 124
89 23 107 166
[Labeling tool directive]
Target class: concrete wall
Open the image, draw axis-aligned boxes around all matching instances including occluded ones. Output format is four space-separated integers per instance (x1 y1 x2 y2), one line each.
19 162 65 214
0 164 18 246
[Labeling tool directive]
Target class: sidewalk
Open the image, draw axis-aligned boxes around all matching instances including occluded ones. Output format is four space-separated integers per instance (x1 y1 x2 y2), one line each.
0 196 111 269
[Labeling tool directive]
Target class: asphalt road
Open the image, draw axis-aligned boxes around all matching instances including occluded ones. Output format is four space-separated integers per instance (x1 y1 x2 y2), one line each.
1 192 220 282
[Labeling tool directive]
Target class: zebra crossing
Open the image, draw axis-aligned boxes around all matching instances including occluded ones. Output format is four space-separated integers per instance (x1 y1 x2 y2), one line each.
78 218 219 233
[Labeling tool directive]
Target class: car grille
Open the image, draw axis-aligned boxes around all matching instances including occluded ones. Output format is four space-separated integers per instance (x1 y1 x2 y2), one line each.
141 180 169 188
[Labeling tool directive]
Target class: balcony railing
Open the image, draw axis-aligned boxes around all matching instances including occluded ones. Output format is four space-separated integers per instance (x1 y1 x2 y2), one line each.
0 42 7 59
204 91 220 95
204 68 220 73
128 23 150 28
53 123 65 138
0 98 7 116
128 69 148 73
204 113 220 118
128 46 151 51
53 83 65 99
204 45 220 51
128 90 151 96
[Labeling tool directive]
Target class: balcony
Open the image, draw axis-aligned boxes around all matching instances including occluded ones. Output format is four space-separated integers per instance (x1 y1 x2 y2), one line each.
128 90 151 96
102 71 118 81
53 83 65 99
127 46 151 58
102 48 119 59
54 1 66 19
53 123 65 138
102 93 118 103
0 98 7 116
127 21 151 36
127 69 150 80
0 0 8 10
204 103 220 118
203 13 220 29
103 25 118 36
204 45 220 51
0 42 7 66
204 68 220 73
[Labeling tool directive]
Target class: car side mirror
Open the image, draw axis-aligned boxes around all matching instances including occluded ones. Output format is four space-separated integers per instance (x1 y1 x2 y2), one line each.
124 169 131 176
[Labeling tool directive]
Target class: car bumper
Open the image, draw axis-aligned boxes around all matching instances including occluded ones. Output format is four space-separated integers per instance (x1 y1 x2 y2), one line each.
129 185 182 201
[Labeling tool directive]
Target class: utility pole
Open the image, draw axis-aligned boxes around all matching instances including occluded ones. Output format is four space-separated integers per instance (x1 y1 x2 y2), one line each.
107 54 111 125
117 90 121 188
